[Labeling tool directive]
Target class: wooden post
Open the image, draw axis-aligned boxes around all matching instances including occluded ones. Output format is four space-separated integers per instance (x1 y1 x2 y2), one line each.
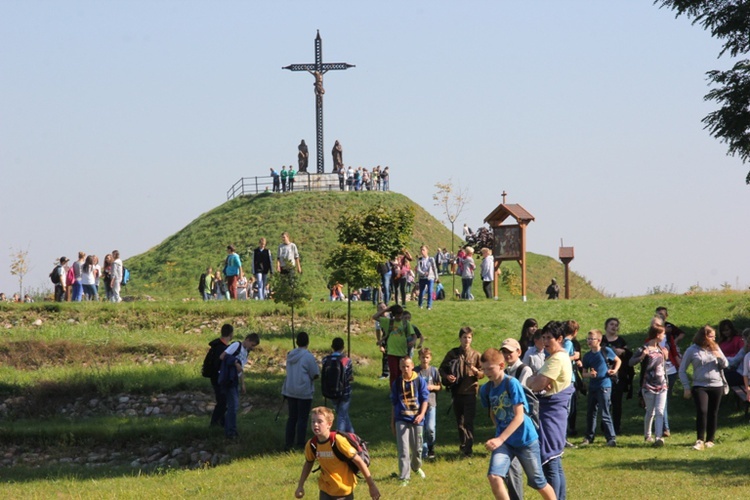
520 222 528 302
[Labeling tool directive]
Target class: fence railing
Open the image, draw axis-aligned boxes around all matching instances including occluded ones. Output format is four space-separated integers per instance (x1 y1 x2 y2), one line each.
227 173 389 199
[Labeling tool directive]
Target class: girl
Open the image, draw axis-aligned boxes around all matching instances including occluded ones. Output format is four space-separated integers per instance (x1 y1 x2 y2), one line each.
630 325 668 446
601 318 632 435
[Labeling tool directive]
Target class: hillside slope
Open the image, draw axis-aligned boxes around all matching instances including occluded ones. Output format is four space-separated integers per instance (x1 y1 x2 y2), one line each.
125 191 603 300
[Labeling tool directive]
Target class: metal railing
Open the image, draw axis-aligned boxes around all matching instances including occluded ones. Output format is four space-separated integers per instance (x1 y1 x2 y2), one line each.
227 173 389 199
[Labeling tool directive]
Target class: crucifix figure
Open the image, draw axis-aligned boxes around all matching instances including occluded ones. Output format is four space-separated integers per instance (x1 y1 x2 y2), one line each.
283 31 355 174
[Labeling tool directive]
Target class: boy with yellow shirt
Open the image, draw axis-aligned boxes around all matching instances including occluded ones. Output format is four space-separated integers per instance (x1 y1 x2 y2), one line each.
295 407 380 500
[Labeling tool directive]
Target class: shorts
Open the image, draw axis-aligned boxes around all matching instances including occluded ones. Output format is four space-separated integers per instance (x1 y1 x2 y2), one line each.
487 439 548 490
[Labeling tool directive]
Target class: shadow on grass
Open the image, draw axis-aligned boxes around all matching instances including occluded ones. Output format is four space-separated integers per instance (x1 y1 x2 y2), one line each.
604 456 749 488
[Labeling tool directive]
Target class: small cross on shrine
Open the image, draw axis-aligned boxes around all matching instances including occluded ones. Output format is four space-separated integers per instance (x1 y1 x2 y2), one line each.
283 31 355 174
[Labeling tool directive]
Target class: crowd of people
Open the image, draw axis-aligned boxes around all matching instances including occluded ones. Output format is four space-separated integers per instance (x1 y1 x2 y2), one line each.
204 304 749 499
44 250 125 303
336 165 390 192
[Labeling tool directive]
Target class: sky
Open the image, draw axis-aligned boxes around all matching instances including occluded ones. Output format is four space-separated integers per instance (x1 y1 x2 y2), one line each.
1 1 749 298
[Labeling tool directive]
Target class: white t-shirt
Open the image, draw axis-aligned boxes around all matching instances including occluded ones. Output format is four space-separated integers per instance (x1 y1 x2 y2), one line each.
80 265 96 285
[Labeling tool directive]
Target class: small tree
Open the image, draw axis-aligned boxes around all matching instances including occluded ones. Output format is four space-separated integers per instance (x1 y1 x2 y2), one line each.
270 262 311 348
9 246 30 299
325 244 381 355
433 181 470 295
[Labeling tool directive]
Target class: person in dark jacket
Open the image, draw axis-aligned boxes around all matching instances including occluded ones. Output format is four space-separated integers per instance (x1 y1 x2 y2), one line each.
208 324 234 427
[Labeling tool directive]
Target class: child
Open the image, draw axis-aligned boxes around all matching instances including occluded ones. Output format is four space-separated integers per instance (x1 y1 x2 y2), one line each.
480 348 555 500
522 330 546 375
390 357 429 487
374 303 389 380
295 406 380 499
581 329 621 446
417 348 442 459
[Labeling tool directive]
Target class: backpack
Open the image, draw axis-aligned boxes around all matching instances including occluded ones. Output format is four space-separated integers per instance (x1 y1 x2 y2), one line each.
49 265 61 285
442 355 461 389
198 273 207 293
66 266 76 285
321 354 349 400
310 431 371 476
502 376 540 430
201 341 229 378
121 268 130 286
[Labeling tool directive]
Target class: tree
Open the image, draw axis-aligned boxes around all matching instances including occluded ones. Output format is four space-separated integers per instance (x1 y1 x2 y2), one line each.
326 203 414 354
270 264 311 348
433 181 470 294
9 247 30 299
657 0 750 183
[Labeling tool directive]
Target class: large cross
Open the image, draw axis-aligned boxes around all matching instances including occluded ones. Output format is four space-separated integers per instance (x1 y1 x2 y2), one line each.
283 31 355 174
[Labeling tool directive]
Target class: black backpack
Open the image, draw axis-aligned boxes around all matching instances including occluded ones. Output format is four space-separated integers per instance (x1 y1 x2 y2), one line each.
201 341 233 379
310 431 371 476
49 265 61 285
321 354 349 400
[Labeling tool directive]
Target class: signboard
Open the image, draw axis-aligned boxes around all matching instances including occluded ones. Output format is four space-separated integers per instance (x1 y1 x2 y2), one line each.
493 225 522 260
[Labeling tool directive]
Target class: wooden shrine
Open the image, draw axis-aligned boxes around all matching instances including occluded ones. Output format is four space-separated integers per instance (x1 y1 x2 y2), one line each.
483 192 535 301
559 244 575 299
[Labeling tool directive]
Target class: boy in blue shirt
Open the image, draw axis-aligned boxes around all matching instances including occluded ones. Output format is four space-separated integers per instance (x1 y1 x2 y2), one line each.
581 329 621 446
480 348 555 500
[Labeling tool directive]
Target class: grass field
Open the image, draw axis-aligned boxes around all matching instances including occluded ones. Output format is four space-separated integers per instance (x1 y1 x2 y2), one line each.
1 291 749 499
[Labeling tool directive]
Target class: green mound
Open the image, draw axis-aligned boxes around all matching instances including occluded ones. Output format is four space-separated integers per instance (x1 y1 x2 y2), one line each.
125 191 603 300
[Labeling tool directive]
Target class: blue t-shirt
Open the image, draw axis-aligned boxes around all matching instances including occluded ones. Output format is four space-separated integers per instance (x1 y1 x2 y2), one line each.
480 376 538 448
224 253 242 277
563 338 576 383
582 347 616 390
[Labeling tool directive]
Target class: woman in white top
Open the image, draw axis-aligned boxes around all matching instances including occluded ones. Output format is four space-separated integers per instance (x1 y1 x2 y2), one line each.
80 255 98 301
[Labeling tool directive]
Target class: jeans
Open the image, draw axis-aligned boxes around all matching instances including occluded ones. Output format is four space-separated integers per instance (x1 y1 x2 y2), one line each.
223 384 239 438
542 456 566 500
488 439 548 490
211 383 227 427
643 388 667 438
461 278 473 299
255 272 268 300
333 397 354 434
72 282 83 302
421 405 436 457
664 372 677 431
380 271 392 304
691 386 723 442
82 284 98 301
418 278 434 308
285 397 313 449
586 386 616 441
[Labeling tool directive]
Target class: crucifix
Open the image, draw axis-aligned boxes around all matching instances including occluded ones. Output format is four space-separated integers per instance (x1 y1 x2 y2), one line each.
283 31 355 174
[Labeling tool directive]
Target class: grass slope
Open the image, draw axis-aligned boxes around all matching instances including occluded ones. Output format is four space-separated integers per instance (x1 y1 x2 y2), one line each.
125 191 602 300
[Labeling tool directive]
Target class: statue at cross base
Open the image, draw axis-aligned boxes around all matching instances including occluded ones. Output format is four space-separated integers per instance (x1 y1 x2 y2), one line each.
332 140 343 173
298 140 309 173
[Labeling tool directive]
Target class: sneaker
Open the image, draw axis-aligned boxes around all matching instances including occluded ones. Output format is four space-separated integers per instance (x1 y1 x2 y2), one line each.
565 440 577 449
400 480 410 487
662 429 671 438
653 438 665 448
416 468 426 479
427 447 436 460
606 440 617 447
693 440 705 451
705 441 715 449
580 439 591 446
378 375 388 380
645 436 654 444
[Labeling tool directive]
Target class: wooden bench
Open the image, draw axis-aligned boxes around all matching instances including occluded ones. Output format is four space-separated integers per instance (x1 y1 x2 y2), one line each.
730 386 749 419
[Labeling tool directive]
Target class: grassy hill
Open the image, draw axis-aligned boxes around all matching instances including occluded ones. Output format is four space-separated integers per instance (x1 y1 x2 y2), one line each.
125 191 603 300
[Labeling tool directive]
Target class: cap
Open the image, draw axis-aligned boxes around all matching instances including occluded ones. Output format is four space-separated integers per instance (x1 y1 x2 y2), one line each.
501 338 521 352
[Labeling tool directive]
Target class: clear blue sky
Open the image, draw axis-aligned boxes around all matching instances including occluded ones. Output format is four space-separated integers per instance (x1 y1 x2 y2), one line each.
1 1 748 298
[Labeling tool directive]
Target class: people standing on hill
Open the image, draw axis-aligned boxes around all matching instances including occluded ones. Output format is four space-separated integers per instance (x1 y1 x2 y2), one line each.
480 247 494 299
213 270 228 300
253 238 273 300
207 323 234 428
546 279 560 300
281 166 288 192
439 326 484 458
459 246 476 300
219 332 260 439
110 250 123 303
372 166 381 190
527 321 575 500
81 255 98 301
630 324 669 447
416 245 438 310
277 232 302 274
102 254 113 301
282 331 320 450
650 312 681 437
346 166 354 191
338 166 345 191
288 166 296 192
199 267 214 301
223 245 243 300
679 325 728 451
393 249 412 306
600 317 632 435
372 304 416 387
71 252 85 302
53 256 69 302
271 167 281 192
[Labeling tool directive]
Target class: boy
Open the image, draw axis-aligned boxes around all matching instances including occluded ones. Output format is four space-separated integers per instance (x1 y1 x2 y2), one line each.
282 331 320 450
480 348 555 500
374 303 389 380
439 326 484 457
390 357 429 487
522 330 546 375
417 348 442 459
321 337 355 433
372 304 415 387
581 329 621 446
218 333 260 439
295 407 380 500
